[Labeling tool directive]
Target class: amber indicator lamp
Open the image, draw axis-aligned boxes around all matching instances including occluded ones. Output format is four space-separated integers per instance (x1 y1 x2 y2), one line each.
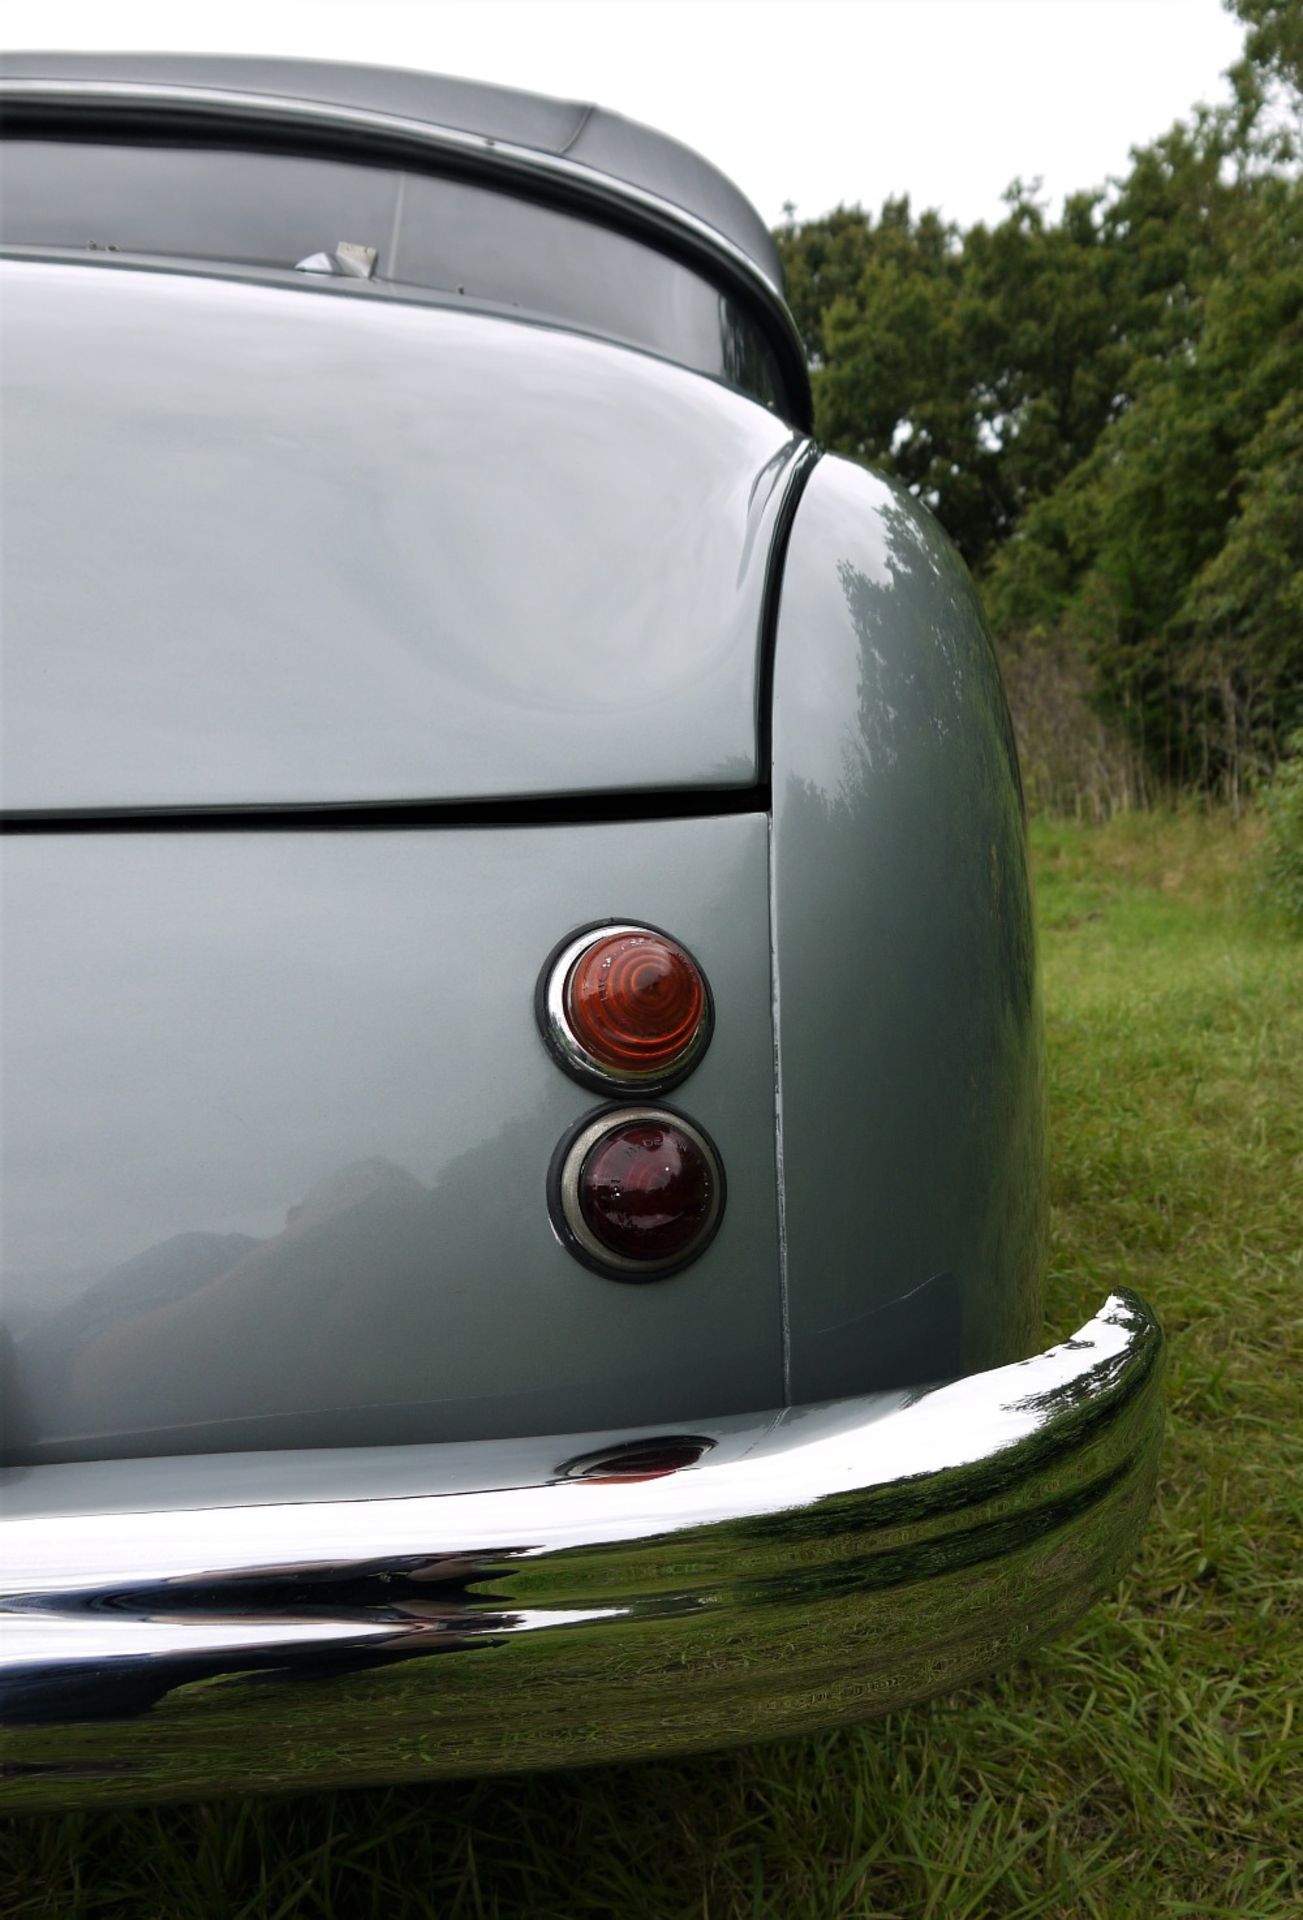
537 922 713 1093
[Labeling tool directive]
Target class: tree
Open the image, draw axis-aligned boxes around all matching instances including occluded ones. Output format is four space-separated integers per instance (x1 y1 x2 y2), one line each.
777 3 1303 797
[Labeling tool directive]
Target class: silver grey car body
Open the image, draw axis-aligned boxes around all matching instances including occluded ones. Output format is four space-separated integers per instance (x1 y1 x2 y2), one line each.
0 53 1163 1807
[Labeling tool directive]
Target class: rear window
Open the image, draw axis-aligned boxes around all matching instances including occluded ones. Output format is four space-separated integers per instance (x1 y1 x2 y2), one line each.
0 138 793 417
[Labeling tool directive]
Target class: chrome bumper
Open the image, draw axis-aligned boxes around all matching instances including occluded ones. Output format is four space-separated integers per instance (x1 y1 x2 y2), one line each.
0 1290 1162 1809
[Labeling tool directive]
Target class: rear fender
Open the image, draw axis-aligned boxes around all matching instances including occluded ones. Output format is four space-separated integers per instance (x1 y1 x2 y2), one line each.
769 456 1044 1401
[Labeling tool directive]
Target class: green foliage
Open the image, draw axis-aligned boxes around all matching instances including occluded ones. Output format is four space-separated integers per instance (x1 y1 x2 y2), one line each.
988 165 1303 794
1230 0 1303 97
778 6 1303 802
1183 391 1303 767
1259 727 1303 920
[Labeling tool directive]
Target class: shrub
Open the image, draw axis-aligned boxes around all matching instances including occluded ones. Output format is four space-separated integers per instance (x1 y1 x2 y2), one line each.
998 631 1151 820
1259 728 1303 924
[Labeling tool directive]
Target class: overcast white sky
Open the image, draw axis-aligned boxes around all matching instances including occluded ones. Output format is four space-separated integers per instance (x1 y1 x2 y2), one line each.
4 0 1245 230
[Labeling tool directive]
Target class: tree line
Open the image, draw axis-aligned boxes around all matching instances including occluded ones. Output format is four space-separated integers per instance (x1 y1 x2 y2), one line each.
776 0 1302 813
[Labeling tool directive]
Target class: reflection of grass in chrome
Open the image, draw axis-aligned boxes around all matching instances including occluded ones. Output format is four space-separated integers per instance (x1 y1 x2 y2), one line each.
4 810 1300 1918
1 1325 1160 1801
3 1448 1159 1792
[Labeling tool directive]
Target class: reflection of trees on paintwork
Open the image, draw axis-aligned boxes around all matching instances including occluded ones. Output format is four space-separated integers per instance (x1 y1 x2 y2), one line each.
775 473 1044 1388
7 1151 464 1457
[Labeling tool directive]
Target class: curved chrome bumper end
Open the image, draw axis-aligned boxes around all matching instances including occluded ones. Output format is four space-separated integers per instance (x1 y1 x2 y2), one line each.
0 1290 1162 1809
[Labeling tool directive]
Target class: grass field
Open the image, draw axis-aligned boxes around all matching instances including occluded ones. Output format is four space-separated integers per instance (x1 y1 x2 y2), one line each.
4 810 1300 1919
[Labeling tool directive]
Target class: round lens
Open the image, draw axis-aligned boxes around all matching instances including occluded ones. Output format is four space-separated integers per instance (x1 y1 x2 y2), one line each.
566 931 706 1078
578 1118 717 1265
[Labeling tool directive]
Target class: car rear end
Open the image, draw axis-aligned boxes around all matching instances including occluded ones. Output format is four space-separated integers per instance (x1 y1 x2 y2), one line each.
0 55 1162 1808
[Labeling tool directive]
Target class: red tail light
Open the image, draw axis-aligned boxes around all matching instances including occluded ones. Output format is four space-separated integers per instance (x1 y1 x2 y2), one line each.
549 1108 725 1280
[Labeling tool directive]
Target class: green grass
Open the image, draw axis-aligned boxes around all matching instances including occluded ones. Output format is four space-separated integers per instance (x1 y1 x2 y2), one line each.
4 810 1300 1918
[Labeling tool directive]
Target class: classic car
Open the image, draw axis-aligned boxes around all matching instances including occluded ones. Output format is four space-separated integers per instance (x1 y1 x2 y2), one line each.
0 52 1163 1809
